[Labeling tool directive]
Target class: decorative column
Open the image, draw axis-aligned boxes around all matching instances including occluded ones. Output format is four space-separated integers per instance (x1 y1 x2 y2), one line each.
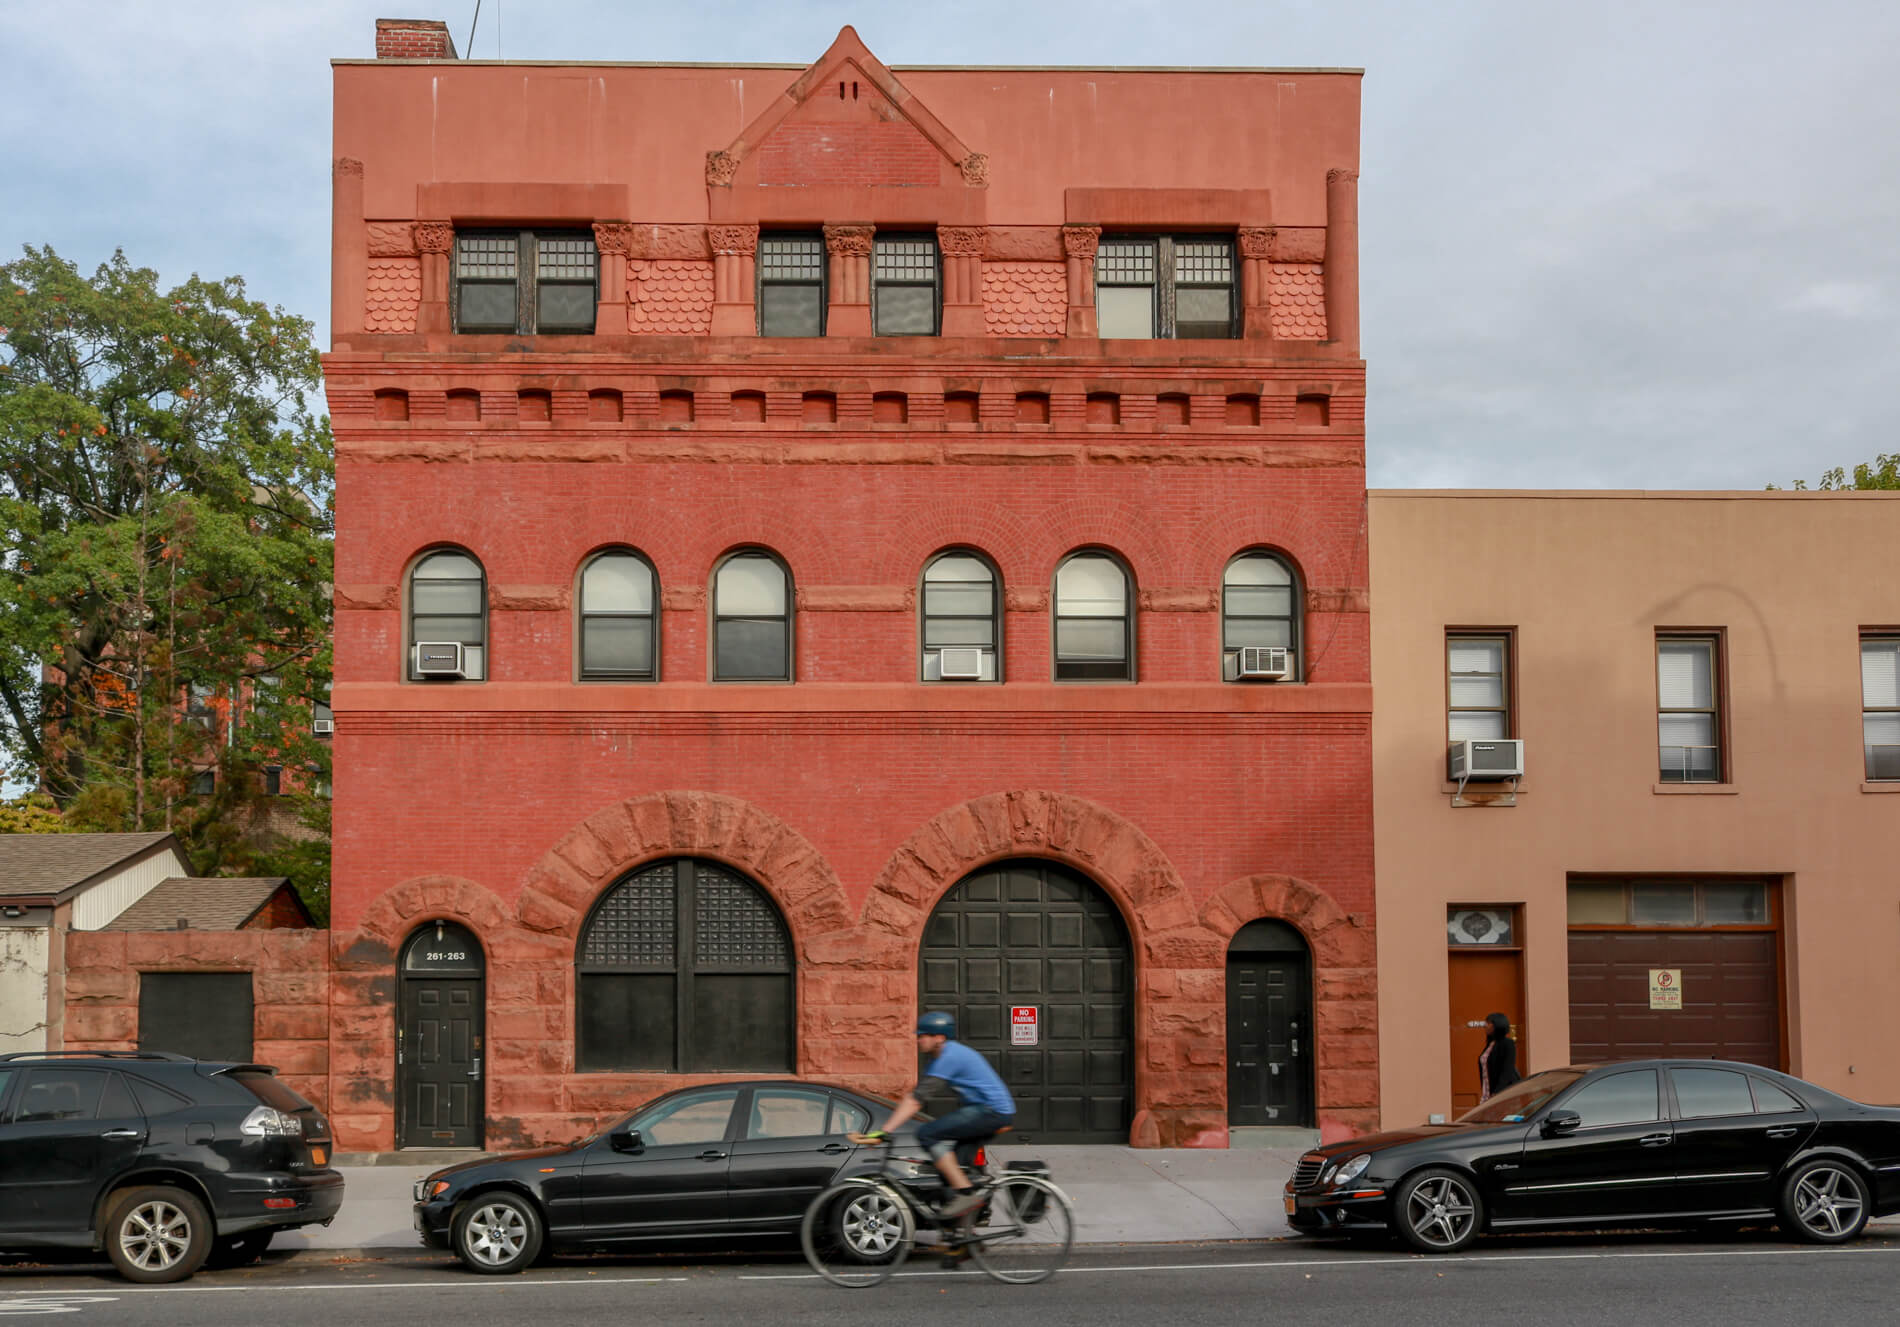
1324 168 1360 356
414 221 454 336
1061 225 1101 339
708 224 759 336
938 225 987 337
1238 226 1275 341
332 159 366 339
592 223 633 335
823 223 874 337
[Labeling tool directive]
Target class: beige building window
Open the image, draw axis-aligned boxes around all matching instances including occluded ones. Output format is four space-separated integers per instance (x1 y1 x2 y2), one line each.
1448 634 1510 740
1657 634 1722 783
1863 635 1900 780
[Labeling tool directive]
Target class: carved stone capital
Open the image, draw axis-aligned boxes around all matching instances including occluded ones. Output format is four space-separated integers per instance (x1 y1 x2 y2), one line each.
1061 225 1101 259
1327 168 1359 187
823 224 875 257
705 150 740 187
708 225 759 257
1237 227 1275 260
413 221 455 255
335 157 364 178
959 153 990 188
938 226 986 258
592 222 635 256
366 222 419 257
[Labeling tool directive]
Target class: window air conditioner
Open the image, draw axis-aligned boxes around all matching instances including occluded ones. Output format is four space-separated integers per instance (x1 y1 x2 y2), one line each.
313 718 336 736
938 647 986 680
414 642 467 679
1447 739 1524 781
1236 646 1290 680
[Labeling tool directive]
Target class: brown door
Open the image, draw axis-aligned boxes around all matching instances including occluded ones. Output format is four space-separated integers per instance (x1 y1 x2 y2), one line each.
1447 951 1525 1114
1568 930 1780 1067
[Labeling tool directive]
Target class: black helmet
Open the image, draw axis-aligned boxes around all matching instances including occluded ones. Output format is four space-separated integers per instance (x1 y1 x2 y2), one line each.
915 1011 955 1037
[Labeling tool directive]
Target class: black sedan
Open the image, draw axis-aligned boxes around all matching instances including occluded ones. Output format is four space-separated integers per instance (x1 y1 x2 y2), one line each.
1287 1059 1900 1252
415 1080 921 1273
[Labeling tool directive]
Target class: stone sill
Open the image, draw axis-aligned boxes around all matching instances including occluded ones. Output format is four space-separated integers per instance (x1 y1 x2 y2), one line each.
1652 783 1739 795
1440 782 1527 797
1862 781 1900 794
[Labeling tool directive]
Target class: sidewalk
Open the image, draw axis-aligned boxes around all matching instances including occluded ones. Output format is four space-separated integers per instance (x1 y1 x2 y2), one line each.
274 1143 1307 1253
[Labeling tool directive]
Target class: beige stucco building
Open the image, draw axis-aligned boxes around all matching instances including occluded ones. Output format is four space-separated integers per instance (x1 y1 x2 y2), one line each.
1371 490 1900 1128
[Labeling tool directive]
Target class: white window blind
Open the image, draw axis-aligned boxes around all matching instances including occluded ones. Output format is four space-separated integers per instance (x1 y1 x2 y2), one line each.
1657 640 1713 708
1862 638 1900 709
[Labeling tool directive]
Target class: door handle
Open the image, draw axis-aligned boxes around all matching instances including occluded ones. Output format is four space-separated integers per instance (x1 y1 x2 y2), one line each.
467 1056 482 1079
100 1129 141 1140
697 1150 728 1162
1765 1126 1799 1139
819 1142 850 1154
1638 1133 1672 1147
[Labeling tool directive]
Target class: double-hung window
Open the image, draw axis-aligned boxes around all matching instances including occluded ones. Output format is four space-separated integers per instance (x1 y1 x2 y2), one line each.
871 235 939 336
1862 635 1900 780
409 549 487 680
758 233 826 336
1054 553 1133 681
922 553 999 682
1657 634 1722 782
1448 634 1511 740
713 553 792 681
580 552 658 681
1096 236 1237 339
454 230 598 335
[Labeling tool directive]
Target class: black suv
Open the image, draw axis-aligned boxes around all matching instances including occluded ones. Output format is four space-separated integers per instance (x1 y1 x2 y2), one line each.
0 1050 344 1283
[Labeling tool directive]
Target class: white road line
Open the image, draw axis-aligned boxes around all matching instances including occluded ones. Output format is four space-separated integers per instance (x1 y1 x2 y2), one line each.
12 1277 690 1297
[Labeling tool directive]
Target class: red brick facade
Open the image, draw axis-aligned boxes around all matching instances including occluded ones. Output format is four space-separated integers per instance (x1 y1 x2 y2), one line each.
315 26 1372 1150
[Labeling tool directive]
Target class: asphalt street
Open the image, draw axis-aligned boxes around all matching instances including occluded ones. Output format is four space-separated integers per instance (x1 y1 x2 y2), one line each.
2 1230 1898 1325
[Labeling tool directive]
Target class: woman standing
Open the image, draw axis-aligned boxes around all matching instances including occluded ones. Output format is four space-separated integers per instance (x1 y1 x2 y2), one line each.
1477 1012 1521 1102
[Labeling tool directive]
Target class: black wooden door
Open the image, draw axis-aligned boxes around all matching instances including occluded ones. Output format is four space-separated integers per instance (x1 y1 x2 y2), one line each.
919 860 1131 1143
1227 957 1312 1126
399 978 483 1148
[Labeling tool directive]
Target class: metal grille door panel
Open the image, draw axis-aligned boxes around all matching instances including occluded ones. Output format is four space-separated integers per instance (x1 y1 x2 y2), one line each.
920 861 1132 1143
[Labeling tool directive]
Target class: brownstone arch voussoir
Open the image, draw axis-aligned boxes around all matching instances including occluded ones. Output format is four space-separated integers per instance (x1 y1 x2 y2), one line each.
513 791 855 958
347 874 514 967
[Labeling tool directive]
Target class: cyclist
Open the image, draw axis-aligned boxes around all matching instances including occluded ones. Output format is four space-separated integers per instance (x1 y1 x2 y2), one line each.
863 1011 1015 1219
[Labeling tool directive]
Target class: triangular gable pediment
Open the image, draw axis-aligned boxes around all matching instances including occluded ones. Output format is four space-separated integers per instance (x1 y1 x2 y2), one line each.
707 27 985 189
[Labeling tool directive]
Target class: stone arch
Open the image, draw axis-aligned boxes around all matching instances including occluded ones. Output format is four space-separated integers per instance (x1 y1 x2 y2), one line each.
513 791 854 960
1203 873 1379 1142
347 874 514 968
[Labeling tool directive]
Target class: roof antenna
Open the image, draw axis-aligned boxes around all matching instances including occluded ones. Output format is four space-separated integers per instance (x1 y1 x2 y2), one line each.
466 0 482 58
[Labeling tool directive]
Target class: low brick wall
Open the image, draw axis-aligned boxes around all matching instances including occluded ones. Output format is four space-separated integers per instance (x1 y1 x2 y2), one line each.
63 930 333 1111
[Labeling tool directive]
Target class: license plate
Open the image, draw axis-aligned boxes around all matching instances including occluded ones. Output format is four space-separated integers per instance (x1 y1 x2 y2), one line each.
310 1147 328 1166
1284 1195 1297 1215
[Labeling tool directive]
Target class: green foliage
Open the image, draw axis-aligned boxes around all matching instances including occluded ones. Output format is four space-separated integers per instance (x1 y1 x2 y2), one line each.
0 791 70 834
1770 453 1900 491
0 245 333 913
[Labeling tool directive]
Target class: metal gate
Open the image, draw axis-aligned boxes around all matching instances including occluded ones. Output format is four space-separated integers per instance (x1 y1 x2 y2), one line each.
397 921 485 1149
919 860 1132 1143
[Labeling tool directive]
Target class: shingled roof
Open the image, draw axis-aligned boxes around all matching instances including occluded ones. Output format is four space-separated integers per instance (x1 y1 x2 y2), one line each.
102 877 309 932
0 832 179 900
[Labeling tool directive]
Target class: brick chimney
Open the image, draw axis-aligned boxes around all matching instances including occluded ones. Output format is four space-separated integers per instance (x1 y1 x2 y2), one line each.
375 18 459 60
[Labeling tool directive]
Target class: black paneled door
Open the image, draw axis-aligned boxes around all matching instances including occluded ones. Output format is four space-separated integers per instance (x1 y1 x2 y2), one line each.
1226 958 1313 1126
919 860 1132 1143
399 922 485 1149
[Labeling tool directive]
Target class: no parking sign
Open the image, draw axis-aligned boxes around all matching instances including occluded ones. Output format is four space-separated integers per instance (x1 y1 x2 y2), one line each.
1011 1006 1039 1046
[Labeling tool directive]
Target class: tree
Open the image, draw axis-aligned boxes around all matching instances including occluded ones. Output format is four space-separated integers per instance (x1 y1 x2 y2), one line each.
0 792 70 834
1773 453 1900 491
0 246 333 919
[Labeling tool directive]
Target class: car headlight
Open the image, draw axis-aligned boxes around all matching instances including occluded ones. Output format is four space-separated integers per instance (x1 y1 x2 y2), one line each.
1332 1154 1372 1186
414 1178 452 1202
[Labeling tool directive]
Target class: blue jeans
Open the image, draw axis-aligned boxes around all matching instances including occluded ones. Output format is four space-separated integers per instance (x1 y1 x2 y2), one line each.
916 1105 1013 1161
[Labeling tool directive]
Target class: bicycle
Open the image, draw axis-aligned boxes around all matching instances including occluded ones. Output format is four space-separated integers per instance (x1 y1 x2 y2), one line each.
799 1132 1075 1287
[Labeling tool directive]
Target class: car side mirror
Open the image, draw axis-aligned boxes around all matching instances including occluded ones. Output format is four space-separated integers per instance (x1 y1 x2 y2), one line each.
1540 1110 1582 1138
610 1127 643 1153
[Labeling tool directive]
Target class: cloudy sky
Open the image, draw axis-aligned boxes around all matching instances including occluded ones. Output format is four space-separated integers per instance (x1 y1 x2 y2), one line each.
5 0 1895 489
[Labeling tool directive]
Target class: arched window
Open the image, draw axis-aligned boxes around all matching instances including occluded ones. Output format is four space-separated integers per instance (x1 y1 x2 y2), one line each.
922 552 999 682
576 858 794 1073
1054 552 1133 681
408 549 486 680
1223 552 1300 681
579 551 658 680
713 552 792 681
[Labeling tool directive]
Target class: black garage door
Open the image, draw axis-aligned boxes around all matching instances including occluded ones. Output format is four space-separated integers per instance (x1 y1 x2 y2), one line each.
139 972 254 1063
919 860 1131 1143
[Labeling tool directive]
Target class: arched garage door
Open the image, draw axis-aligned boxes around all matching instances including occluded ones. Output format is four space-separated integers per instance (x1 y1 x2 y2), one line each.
919 860 1132 1143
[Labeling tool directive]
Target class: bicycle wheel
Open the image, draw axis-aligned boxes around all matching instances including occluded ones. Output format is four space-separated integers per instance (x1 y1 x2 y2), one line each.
967 1175 1074 1285
800 1180 916 1288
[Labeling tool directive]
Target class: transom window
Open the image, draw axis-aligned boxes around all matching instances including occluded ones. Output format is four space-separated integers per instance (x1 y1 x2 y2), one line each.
714 552 792 681
1096 236 1237 339
1861 635 1899 780
454 230 598 335
759 233 826 337
1447 634 1510 739
408 549 486 680
579 551 657 681
872 235 940 336
1222 553 1300 681
1054 553 1133 681
1657 634 1722 782
576 858 794 1073
1566 878 1772 927
922 552 999 682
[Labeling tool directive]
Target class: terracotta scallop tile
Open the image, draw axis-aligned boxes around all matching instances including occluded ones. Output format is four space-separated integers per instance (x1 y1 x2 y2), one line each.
982 262 1065 337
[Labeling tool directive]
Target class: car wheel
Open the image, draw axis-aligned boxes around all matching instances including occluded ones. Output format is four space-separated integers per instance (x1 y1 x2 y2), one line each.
209 1230 273 1267
104 1185 214 1284
451 1191 543 1274
1778 1159 1870 1244
1393 1168 1483 1254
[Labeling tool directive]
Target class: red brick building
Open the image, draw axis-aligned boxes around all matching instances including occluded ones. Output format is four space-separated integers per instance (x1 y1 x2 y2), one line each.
321 22 1373 1151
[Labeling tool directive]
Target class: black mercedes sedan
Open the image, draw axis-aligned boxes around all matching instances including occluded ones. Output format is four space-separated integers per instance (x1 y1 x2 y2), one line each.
415 1080 917 1272
1287 1059 1900 1252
